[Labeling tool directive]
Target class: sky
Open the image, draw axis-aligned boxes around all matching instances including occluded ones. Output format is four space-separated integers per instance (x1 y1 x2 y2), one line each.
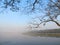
0 10 29 26
0 9 60 32
0 0 60 32
0 9 32 32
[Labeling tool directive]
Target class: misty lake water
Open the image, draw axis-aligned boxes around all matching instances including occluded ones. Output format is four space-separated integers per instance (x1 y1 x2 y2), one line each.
0 32 60 45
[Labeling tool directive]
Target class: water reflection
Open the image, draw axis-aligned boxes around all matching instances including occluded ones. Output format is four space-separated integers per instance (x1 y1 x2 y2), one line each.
0 32 60 45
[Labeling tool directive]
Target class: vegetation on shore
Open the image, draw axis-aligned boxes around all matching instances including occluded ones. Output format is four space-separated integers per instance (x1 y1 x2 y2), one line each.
23 28 60 37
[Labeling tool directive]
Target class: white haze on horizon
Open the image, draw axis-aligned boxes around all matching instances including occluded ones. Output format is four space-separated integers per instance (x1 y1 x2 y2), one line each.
0 21 60 33
0 25 27 33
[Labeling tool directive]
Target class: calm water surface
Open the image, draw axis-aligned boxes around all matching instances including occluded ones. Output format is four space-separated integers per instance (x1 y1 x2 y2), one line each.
0 32 60 45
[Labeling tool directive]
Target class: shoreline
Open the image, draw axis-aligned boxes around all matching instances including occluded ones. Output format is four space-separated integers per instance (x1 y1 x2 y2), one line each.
23 28 60 37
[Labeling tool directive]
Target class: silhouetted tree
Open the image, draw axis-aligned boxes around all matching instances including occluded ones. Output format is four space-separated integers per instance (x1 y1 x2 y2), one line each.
28 0 60 28
0 0 60 27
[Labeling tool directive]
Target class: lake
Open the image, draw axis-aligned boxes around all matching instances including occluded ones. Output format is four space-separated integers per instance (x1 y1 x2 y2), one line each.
0 32 60 45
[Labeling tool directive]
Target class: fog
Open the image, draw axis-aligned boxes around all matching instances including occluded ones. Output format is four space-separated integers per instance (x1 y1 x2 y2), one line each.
0 26 27 33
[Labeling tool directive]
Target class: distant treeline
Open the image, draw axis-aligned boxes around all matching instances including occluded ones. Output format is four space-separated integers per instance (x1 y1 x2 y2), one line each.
38 29 60 33
28 28 60 34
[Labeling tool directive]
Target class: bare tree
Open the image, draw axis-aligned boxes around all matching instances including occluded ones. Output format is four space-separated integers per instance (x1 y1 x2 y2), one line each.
29 0 60 28
0 0 60 27
0 0 41 12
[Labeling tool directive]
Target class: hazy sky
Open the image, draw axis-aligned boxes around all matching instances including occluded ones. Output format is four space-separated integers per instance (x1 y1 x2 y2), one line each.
0 9 60 32
0 0 60 32
0 9 32 32
0 9 30 26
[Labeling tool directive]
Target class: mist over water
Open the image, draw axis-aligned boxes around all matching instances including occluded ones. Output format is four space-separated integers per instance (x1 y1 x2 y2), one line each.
0 17 60 44
0 30 60 45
